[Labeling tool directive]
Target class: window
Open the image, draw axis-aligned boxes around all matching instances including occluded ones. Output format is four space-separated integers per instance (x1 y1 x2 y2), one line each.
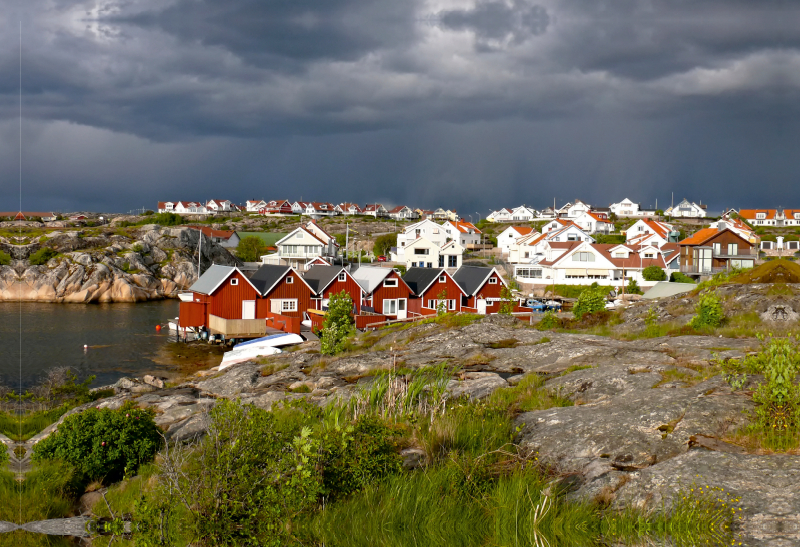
230 278 238 286
439 256 445 267
449 299 456 310
338 272 346 282
645 253 654 258
286 276 293 284
439 275 446 283
614 252 626 258
297 231 303 239
384 279 398 287
573 252 595 262
411 262 417 267
713 243 721 255
756 213 766 219
414 248 429 255
727 243 738 255
270 299 298 313
448 255 458 267
516 268 542 278
524 252 530 258
488 277 497 284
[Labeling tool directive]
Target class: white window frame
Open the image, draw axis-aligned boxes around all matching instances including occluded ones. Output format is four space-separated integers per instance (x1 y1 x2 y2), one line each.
230 278 239 286
488 277 497 284
383 279 398 288
338 272 346 282
439 275 446 283
286 276 293 284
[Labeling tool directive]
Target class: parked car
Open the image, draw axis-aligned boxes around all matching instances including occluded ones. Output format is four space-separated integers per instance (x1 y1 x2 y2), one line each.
377 255 387 262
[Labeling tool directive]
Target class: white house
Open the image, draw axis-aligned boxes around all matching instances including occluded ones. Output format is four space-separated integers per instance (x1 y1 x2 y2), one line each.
206 199 233 212
260 224 338 270
497 226 536 255
516 241 668 287
404 237 464 270
508 224 595 264
563 200 591 219
245 200 266 212
303 202 337 216
608 198 657 218
387 206 419 220
624 219 675 247
363 204 389 217
572 211 614 234
441 220 482 247
394 219 448 261
665 199 707 218
487 208 513 222
291 201 309 214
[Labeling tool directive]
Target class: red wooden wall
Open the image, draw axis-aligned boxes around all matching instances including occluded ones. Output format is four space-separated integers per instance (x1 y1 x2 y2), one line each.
179 301 206 327
470 271 506 314
205 271 260 320
420 274 465 312
257 272 313 318
322 274 364 313
370 271 414 315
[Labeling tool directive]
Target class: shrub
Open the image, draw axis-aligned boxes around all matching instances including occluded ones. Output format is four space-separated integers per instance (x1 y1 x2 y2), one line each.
572 288 606 320
151 212 183 226
321 415 403 499
143 210 154 216
626 277 643 294
235 235 266 262
538 311 559 329
670 271 695 284
0 250 10 266
689 293 724 329
28 247 58 266
32 402 161 482
159 399 319 543
498 286 515 315
321 291 356 355
642 265 667 281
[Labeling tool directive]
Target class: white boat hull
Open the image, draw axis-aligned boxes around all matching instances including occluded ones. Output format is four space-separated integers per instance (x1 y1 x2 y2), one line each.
220 346 282 370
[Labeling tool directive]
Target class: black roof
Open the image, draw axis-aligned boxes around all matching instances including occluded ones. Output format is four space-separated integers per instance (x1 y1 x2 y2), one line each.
402 267 445 296
248 264 291 295
303 265 343 294
452 266 495 296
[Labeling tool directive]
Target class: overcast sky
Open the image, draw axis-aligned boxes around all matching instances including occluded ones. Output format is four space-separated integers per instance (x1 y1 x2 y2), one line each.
1 0 798 214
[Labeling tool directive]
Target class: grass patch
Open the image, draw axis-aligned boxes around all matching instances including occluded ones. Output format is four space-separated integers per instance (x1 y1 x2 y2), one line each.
260 362 289 376
486 338 519 349
488 374 573 415
0 461 82 523
0 407 69 442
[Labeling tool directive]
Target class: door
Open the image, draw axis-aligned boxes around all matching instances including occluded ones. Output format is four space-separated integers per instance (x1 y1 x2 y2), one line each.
477 298 487 315
242 300 256 320
397 299 407 320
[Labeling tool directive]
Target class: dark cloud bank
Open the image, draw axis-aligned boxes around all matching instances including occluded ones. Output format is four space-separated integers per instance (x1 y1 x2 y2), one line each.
0 0 799 213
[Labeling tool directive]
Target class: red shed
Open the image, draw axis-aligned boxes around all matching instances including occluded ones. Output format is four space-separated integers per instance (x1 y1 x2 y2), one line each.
178 265 262 328
303 265 364 313
352 266 415 319
250 265 315 319
402 267 466 316
452 266 508 314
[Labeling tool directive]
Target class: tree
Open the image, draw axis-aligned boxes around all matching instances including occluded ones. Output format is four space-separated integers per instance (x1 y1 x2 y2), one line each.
498 286 515 315
655 209 664 217
236 236 266 262
572 287 606 320
642 265 667 281
334 233 347 248
321 291 355 355
373 233 396 257
627 277 643 295
436 290 448 316
608 212 618 223
670 272 695 283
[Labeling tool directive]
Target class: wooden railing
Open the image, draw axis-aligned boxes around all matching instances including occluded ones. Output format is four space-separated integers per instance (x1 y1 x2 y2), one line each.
208 315 266 338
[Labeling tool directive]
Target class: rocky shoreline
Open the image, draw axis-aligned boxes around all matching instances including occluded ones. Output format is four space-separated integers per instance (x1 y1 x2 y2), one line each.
0 225 238 302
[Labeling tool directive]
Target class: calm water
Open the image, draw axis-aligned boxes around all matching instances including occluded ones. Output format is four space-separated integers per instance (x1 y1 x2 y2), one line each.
0 300 188 389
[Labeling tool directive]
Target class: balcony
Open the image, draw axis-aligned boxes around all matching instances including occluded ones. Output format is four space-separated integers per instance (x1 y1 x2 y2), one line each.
680 266 734 275
209 315 267 338
711 249 757 259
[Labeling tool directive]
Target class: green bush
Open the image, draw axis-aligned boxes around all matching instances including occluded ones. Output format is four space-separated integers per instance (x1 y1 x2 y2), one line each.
0 250 11 266
321 415 403 500
572 288 606 320
32 402 162 482
689 293 724 329
321 291 356 355
28 247 58 265
642 265 667 281
235 235 266 262
670 271 695 283
626 277 643 294
538 310 559 329
594 234 625 244
151 212 183 226
143 210 154 216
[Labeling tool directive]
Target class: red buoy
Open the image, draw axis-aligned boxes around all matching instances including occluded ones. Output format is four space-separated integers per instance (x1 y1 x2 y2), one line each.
155 325 162 332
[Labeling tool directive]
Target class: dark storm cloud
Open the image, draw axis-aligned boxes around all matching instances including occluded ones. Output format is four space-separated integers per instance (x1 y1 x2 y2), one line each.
120 0 416 69
437 0 549 50
1 0 799 213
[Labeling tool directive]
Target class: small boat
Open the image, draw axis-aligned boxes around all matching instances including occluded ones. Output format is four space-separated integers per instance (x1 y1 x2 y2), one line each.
219 333 304 370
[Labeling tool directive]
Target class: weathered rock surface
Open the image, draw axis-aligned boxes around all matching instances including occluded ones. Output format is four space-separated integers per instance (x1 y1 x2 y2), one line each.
0 226 238 302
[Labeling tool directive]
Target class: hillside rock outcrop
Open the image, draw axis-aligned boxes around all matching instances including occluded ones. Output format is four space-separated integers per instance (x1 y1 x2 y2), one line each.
0 226 238 302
